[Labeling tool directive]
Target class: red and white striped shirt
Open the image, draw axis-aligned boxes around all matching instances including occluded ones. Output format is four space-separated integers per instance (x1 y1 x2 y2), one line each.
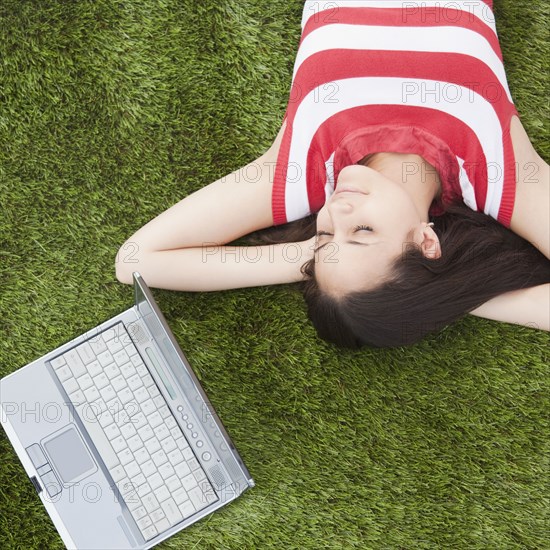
272 0 519 227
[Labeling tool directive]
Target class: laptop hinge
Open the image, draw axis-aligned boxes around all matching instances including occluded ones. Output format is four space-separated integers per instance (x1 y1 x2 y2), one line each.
30 475 42 494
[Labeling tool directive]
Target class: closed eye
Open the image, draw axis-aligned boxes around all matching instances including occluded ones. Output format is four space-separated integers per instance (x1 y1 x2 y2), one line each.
316 224 373 237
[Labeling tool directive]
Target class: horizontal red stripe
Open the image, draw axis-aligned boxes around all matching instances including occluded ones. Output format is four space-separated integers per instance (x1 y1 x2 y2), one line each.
306 105 487 216
287 49 515 129
301 5 502 62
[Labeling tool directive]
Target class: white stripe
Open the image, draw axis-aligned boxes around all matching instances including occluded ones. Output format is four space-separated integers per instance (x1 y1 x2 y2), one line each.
284 77 504 222
301 0 496 34
292 23 513 103
456 155 478 211
324 152 336 203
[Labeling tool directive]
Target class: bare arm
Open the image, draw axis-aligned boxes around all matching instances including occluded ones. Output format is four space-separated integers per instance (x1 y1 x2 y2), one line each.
114 121 316 291
469 283 550 331
116 238 316 291
469 118 550 330
508 116 550 260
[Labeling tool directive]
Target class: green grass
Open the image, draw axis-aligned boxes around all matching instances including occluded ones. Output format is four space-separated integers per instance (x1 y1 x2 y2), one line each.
1 1 548 548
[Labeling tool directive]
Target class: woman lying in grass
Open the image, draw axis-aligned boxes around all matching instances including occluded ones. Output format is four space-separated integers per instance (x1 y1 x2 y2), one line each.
116 0 550 348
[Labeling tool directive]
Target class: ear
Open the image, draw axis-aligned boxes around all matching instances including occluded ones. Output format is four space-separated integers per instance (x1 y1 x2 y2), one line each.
419 224 441 259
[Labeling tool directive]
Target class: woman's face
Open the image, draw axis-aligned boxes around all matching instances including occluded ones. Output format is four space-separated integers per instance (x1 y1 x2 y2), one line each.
314 162 437 296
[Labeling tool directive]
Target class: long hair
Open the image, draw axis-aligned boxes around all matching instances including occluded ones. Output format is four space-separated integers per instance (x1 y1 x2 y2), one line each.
243 198 550 350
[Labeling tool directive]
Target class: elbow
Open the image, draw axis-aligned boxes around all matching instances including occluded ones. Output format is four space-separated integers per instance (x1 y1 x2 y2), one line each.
115 264 133 286
114 241 136 285
115 256 133 286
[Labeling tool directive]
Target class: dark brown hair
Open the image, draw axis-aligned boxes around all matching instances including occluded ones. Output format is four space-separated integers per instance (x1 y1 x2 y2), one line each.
244 197 550 350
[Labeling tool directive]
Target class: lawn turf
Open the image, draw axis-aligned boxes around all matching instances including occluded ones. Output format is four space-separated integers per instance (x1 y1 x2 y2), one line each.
0 1 549 549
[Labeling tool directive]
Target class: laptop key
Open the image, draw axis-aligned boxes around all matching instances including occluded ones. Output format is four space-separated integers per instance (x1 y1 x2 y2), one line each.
142 492 160 514
93 372 109 391
160 497 183 526
132 506 147 521
148 412 163 429
134 447 150 465
151 449 168 467
56 365 72 383
88 336 107 355
155 424 170 441
63 377 79 395
155 485 170 504
120 393 136 411
144 436 160 455
172 487 188 506
119 448 134 466
127 374 143 392
97 350 114 368
179 499 196 519
187 486 207 511
182 447 194 461
50 355 66 370
131 354 144 368
143 374 155 388
142 525 158 542
121 362 137 378
126 436 142 455
83 386 101 404
104 363 120 379
165 475 181 492
181 474 197 492
161 437 176 454
137 482 152 499
168 448 184 466
68 389 85 406
98 409 114 429
65 349 87 378
158 462 175 480
77 374 93 391
101 327 118 342
187 457 200 472
114 349 130 367
105 423 121 440
124 342 138 356
150 508 166 524
134 387 150 404
141 460 156 477
141 399 156 416
174 461 191 479
120 422 137 439
137 516 152 531
76 342 95 365
100 385 117 403
124 460 141 480
86 360 103 378
111 436 128 453
132 412 148 430
136 363 148 377
111 375 128 392
106 338 123 355
154 518 170 535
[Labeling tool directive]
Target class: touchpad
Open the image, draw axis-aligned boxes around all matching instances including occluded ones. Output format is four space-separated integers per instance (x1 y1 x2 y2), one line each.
43 424 97 484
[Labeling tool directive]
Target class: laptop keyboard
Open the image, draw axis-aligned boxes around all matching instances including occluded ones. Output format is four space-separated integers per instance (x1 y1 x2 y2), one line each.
49 323 218 542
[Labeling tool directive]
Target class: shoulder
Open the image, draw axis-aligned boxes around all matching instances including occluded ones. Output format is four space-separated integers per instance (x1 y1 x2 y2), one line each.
263 118 287 163
509 115 544 169
509 115 550 259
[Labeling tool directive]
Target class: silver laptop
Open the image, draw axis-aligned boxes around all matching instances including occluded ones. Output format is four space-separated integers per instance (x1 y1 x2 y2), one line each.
0 271 254 549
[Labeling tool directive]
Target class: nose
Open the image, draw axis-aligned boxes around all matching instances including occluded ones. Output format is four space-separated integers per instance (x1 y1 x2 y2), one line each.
327 196 354 213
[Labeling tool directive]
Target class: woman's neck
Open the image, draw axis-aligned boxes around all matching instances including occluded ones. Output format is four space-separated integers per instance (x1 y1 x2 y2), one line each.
361 151 442 222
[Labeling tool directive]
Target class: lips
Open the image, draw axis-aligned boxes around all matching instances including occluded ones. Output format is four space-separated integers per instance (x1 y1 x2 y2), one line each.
334 185 366 195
